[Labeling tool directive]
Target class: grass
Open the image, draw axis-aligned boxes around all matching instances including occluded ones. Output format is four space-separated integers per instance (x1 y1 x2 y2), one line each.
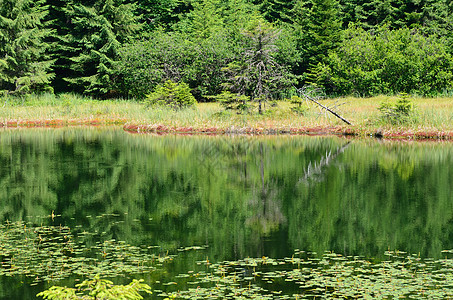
1 93 452 139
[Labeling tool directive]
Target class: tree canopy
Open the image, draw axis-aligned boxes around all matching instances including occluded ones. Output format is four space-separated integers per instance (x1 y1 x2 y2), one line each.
0 0 452 99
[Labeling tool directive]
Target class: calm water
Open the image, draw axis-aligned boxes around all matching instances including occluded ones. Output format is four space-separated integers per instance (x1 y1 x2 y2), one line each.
0 128 452 298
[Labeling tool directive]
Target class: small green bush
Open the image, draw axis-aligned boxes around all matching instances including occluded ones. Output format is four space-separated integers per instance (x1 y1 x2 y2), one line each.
37 276 152 300
145 80 197 110
289 95 309 115
378 93 414 124
312 25 453 96
214 91 252 113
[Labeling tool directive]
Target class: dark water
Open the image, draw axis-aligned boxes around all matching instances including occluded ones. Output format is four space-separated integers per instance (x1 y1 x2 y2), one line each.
0 128 452 298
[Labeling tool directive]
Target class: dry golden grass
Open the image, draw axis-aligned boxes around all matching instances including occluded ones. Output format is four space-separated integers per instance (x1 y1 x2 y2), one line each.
1 94 452 138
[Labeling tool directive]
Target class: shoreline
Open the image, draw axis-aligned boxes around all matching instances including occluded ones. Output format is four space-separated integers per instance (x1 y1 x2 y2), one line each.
1 118 452 141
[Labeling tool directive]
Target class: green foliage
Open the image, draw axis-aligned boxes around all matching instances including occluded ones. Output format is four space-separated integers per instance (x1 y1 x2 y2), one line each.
253 0 296 23
0 0 54 95
116 31 196 99
312 25 453 96
378 93 414 124
136 0 190 31
185 0 224 40
59 0 141 97
292 0 342 79
116 28 241 100
145 80 197 109
1 0 452 99
37 276 152 300
224 21 291 114
214 90 252 113
289 95 308 115
339 0 453 36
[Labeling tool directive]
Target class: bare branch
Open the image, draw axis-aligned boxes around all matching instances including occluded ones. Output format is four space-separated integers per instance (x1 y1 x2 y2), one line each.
297 86 352 125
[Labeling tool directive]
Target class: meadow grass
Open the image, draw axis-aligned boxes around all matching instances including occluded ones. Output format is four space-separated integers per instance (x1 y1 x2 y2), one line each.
0 93 452 138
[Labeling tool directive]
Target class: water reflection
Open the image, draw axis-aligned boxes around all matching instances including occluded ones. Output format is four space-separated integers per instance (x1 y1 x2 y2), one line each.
0 128 452 263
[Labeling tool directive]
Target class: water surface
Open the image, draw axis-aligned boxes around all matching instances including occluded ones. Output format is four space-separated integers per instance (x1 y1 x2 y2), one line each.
0 128 452 298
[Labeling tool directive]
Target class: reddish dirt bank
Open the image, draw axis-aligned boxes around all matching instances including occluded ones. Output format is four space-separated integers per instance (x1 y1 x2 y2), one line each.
1 119 452 140
0 118 127 127
123 123 453 140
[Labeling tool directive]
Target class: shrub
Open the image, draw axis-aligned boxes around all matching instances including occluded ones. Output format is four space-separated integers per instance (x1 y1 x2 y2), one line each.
289 95 309 115
311 25 453 96
378 93 414 124
37 276 152 300
214 91 252 113
115 30 242 101
145 80 197 110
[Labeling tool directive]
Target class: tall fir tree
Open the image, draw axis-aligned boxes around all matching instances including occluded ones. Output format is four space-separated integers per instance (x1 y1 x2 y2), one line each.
419 0 452 38
222 0 261 32
339 0 452 34
0 0 54 95
44 0 71 93
292 0 342 81
135 0 193 31
185 0 224 39
225 21 289 113
253 0 297 23
59 0 141 97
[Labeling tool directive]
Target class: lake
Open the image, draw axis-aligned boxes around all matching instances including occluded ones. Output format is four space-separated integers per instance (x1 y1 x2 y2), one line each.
0 128 452 299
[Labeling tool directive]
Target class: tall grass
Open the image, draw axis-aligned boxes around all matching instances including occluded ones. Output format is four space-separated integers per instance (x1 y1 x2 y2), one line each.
1 94 453 135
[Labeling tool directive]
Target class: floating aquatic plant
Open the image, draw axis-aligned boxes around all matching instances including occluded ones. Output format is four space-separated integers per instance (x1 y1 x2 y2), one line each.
0 220 173 283
159 250 453 299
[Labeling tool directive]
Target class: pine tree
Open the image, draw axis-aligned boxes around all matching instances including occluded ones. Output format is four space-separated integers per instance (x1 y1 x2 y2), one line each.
253 0 297 23
292 0 342 79
60 0 141 97
186 0 224 39
44 0 71 93
225 21 288 114
0 0 54 95
222 0 261 32
136 0 193 31
419 0 451 38
339 0 450 33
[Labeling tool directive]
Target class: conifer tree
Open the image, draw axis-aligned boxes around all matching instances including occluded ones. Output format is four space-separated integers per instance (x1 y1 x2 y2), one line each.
225 21 288 114
43 0 71 93
222 0 261 33
253 0 296 23
292 0 342 79
136 0 193 31
339 0 451 33
0 0 54 95
60 0 141 97
185 0 224 39
419 0 452 38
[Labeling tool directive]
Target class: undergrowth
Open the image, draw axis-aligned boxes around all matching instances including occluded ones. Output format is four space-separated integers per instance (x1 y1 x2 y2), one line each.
1 94 453 135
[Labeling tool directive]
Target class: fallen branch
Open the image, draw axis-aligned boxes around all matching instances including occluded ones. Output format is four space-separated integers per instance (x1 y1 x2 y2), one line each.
297 86 352 125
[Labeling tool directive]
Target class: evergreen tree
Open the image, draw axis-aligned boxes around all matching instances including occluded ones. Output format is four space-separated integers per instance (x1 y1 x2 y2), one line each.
222 0 261 33
292 0 342 80
185 0 224 39
339 0 452 34
0 0 54 95
60 0 141 97
225 21 289 114
419 0 452 38
253 0 297 23
44 0 71 93
135 0 193 31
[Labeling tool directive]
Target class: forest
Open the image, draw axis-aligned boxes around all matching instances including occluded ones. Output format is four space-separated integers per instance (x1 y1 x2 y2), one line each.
0 0 452 101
